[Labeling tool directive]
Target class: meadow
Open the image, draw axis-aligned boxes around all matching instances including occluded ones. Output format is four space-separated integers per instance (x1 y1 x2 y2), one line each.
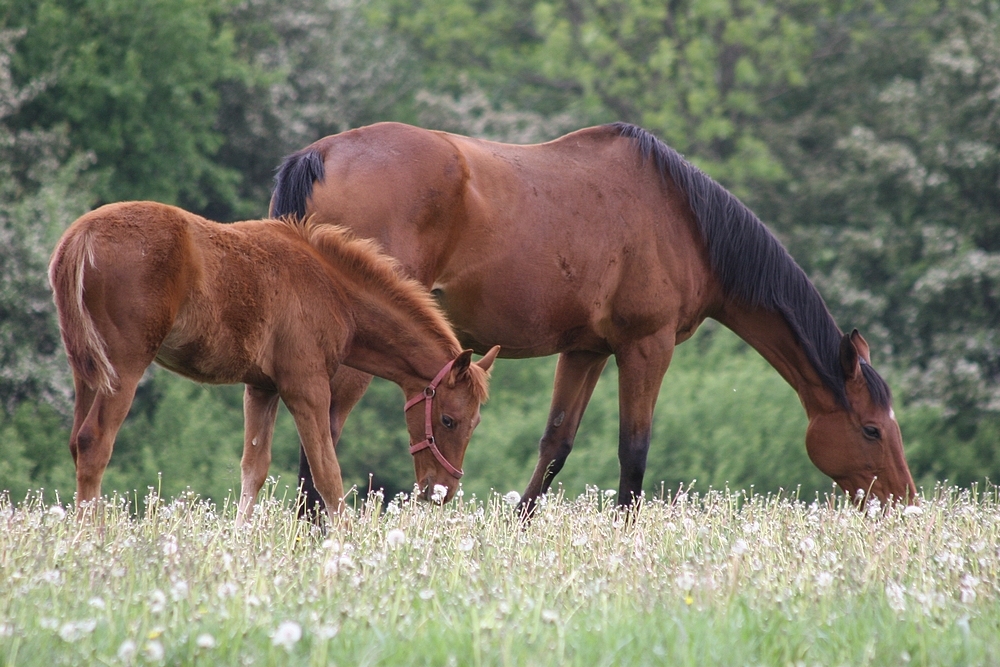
0 484 998 666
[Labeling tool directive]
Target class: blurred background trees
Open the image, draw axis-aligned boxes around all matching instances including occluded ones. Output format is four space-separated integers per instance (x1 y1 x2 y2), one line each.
1 0 997 506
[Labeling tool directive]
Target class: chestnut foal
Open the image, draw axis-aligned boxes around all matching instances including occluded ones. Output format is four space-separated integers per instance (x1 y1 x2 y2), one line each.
49 201 498 522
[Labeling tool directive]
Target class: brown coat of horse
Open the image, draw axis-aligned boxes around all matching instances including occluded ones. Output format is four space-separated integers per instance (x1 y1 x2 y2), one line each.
272 122 917 512
49 201 499 520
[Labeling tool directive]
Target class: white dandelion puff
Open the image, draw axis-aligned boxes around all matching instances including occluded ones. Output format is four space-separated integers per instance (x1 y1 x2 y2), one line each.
196 633 216 649
386 529 406 549
271 621 302 651
503 491 521 506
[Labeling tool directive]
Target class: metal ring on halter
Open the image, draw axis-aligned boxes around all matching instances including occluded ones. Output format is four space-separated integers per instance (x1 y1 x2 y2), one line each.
404 358 463 479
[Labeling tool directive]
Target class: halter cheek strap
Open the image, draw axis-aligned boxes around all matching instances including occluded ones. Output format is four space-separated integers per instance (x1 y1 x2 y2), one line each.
404 358 464 479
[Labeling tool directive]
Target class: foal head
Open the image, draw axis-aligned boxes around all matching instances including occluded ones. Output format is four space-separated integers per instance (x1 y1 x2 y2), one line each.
405 346 499 503
804 331 917 506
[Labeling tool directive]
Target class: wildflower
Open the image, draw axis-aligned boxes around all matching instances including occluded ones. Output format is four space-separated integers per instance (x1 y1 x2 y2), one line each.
885 581 906 613
903 505 924 517
675 571 695 591
39 570 62 585
149 589 167 614
742 522 760 535
731 539 749 557
47 505 66 521
217 582 238 599
798 537 816 553
815 572 834 589
117 640 138 661
541 610 559 624
162 537 178 557
272 621 302 651
960 574 979 603
458 537 475 552
431 485 448 503
144 639 164 662
386 529 406 549
503 491 521 506
170 580 188 601
58 620 96 642
419 589 435 600
603 489 616 498
572 534 588 547
315 624 339 640
196 633 216 649
88 597 106 610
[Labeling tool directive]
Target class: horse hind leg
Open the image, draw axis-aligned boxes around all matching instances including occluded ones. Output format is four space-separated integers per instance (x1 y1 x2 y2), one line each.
518 351 609 517
72 370 144 513
237 385 280 526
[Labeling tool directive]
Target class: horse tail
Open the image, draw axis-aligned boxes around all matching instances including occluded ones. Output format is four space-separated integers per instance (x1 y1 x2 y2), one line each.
48 226 119 394
271 147 326 220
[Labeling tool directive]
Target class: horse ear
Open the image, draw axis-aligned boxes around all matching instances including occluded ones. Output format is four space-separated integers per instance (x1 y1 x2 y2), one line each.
840 333 861 381
475 345 501 374
850 329 871 365
453 349 474 376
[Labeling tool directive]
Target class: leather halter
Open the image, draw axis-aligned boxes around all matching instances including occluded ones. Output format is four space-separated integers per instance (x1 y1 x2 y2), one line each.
405 358 464 479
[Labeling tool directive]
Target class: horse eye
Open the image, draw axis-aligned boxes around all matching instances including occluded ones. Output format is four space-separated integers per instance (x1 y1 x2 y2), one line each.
862 425 881 441
441 415 456 429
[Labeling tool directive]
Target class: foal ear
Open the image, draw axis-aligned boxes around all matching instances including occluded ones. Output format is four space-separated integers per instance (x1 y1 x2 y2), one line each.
839 332 862 381
475 345 501 374
850 329 872 365
453 349 475 376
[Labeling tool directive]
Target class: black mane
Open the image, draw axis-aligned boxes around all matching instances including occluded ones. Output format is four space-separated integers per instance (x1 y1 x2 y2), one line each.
610 122 891 408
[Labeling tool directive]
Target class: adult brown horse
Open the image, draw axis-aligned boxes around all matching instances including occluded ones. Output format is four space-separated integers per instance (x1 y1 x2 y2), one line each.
272 122 917 514
49 201 499 522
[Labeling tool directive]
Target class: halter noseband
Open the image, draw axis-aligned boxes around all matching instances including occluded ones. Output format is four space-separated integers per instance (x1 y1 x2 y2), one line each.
404 358 464 479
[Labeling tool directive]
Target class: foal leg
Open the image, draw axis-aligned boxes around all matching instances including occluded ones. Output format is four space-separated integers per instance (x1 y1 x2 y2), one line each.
237 385 280 526
518 351 609 517
296 366 372 519
282 382 346 521
614 335 674 507
72 370 143 512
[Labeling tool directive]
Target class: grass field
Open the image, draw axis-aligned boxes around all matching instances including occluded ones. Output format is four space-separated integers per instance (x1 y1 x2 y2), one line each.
0 483 998 666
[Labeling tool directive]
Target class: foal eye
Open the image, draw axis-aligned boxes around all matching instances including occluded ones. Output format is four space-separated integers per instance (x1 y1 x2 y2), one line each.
862 425 881 441
441 415 456 429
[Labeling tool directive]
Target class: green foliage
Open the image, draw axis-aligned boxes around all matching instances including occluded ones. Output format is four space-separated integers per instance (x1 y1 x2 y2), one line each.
4 0 243 209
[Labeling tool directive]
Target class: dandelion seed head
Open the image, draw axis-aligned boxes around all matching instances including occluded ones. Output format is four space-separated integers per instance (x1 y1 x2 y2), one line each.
272 621 302 651
503 491 521 506
144 639 164 662
432 485 448 503
117 640 138 661
386 529 406 549
196 633 216 649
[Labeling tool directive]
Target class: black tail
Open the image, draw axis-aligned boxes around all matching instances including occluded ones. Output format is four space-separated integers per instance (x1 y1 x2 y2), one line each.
271 148 326 219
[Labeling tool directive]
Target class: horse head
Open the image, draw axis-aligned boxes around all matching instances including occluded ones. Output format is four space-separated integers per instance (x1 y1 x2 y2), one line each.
405 346 500 503
805 330 917 506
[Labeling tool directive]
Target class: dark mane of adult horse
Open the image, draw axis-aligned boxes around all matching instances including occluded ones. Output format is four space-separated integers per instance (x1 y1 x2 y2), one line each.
271 121 914 512
608 123 893 410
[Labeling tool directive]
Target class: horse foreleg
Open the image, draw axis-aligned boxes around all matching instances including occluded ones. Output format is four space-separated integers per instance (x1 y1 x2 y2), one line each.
518 351 609 517
237 385 280 526
614 336 674 507
72 371 142 515
296 366 372 520
283 383 346 522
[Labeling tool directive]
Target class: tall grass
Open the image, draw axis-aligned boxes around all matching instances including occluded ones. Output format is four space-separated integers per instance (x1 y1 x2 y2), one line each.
1 484 998 666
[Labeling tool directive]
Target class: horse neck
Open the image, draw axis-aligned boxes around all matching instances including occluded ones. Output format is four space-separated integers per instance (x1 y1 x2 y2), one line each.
341 285 461 395
716 302 841 417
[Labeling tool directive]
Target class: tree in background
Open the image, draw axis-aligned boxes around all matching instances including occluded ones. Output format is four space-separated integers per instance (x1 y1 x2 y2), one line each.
748 0 1000 485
